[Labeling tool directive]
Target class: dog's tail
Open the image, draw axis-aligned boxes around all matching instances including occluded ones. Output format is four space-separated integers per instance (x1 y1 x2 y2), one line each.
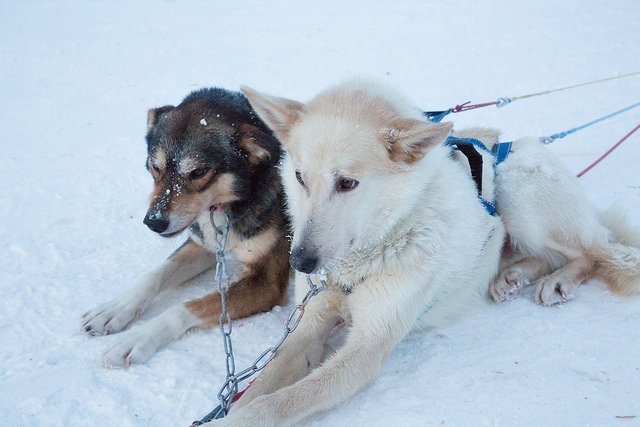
590 205 640 295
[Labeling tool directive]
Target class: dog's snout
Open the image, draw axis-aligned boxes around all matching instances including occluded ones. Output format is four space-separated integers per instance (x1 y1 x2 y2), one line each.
290 246 319 274
143 214 169 233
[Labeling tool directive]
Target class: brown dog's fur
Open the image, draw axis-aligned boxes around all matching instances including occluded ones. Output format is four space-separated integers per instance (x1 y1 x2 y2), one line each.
82 88 291 367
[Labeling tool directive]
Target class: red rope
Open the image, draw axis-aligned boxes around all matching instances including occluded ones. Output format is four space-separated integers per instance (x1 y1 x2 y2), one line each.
577 123 640 178
452 100 500 113
232 379 255 403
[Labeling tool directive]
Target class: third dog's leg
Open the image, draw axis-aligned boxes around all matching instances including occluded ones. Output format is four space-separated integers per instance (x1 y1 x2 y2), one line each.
534 257 595 305
83 239 214 336
490 256 553 302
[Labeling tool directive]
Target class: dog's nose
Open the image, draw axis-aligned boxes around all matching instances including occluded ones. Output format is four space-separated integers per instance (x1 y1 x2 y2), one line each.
143 215 169 233
289 247 319 274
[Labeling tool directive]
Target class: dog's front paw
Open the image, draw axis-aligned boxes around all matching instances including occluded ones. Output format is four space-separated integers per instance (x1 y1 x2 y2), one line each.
82 297 144 336
533 275 577 306
490 268 528 302
102 325 162 368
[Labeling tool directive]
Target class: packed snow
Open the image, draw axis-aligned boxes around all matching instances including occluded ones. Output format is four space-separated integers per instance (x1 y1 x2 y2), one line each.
1 1 639 426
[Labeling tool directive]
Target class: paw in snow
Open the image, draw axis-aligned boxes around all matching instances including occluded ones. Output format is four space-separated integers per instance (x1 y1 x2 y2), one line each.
101 305 194 368
490 268 529 302
82 297 144 336
533 274 577 306
102 324 163 368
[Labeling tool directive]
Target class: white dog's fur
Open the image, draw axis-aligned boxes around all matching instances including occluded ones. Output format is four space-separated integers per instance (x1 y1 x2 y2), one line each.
199 80 640 426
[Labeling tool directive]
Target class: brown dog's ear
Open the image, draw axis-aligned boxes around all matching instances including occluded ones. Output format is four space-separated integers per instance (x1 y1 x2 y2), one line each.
383 119 453 164
237 124 276 166
240 86 304 141
147 105 175 132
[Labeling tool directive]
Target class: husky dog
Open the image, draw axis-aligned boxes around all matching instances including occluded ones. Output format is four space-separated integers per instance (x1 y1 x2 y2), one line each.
82 88 290 367
195 82 506 426
198 81 640 426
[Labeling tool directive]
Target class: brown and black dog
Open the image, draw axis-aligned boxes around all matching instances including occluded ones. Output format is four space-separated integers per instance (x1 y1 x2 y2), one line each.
82 88 290 368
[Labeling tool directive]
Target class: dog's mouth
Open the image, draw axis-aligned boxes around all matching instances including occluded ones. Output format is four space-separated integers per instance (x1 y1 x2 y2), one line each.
159 229 185 238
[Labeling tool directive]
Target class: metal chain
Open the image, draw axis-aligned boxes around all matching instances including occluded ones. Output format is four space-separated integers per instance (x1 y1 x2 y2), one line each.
192 212 328 425
210 210 235 417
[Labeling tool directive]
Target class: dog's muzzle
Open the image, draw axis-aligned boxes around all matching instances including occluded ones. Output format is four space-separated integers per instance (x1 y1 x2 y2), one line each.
289 246 319 274
143 214 169 234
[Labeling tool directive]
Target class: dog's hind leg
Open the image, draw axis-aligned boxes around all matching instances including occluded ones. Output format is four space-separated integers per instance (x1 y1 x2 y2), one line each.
101 246 289 368
534 256 595 306
491 254 553 302
82 238 214 336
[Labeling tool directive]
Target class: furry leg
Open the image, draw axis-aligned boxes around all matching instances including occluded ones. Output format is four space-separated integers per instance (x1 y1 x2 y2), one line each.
82 239 214 335
534 257 595 305
233 276 346 410
491 256 553 302
102 260 288 368
203 272 428 426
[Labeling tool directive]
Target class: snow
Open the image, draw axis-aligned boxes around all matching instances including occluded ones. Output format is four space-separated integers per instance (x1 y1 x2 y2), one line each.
1 1 640 426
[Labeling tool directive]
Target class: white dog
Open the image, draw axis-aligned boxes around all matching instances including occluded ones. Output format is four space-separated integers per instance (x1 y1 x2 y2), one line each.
200 81 640 426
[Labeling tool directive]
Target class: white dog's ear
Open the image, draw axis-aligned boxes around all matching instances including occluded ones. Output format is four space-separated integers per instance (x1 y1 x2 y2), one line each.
384 119 453 163
240 86 304 141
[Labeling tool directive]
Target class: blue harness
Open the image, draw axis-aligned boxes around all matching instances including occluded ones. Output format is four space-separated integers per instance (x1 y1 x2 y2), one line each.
426 108 512 216
444 136 512 216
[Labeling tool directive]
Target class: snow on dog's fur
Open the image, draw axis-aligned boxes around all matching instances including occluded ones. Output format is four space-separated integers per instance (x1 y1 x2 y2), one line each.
197 81 506 426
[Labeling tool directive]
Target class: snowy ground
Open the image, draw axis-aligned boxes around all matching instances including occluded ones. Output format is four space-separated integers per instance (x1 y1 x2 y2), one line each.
2 1 640 426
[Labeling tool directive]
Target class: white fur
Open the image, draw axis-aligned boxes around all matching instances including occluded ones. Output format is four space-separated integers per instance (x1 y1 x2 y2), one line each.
102 304 200 368
490 137 640 303
218 81 505 426
204 80 640 425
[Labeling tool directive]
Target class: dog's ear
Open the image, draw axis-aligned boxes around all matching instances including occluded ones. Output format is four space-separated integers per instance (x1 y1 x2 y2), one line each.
383 119 453 164
237 124 278 166
240 86 303 141
147 105 175 132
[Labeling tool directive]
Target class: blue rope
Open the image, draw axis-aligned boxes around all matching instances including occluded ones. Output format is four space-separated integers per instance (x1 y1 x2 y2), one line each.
540 101 640 144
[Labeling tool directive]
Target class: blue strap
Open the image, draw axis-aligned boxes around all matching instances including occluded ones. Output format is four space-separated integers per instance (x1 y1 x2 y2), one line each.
445 136 491 153
492 140 512 165
424 108 453 123
445 136 513 216
479 198 497 215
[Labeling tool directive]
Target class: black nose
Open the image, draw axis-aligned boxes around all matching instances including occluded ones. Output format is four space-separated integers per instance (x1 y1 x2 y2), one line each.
143 215 169 233
289 247 319 274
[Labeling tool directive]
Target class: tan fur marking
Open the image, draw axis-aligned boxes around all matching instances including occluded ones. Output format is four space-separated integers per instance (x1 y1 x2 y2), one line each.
227 226 281 265
152 148 167 170
237 124 271 165
384 120 453 164
185 242 289 325
178 156 202 175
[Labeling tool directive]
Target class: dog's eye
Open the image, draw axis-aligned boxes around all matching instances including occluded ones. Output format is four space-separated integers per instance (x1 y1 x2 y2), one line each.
148 160 160 174
336 177 359 192
190 167 210 180
295 170 304 186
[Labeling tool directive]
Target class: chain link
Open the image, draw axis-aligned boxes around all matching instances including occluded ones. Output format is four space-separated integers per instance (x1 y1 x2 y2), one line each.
193 213 328 425
210 210 236 417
